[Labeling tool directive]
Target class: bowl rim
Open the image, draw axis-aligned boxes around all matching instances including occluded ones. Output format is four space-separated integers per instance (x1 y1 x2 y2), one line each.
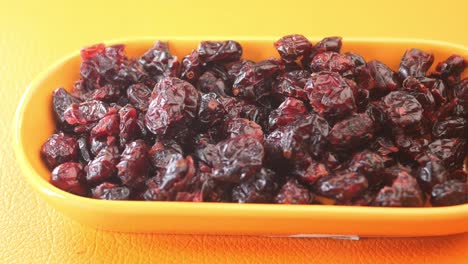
13 37 468 217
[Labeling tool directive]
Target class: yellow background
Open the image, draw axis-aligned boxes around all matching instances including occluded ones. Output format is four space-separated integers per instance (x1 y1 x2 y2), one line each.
1 0 467 263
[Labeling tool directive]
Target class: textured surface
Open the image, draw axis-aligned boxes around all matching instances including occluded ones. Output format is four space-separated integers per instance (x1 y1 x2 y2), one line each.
1 0 468 263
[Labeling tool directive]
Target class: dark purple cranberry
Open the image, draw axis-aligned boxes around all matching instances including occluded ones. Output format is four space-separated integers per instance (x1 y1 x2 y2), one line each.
315 172 368 203
305 71 357 120
274 34 312 63
373 172 425 207
197 41 242 63
82 84 121 103
232 168 279 203
51 162 87 196
196 71 228 96
301 36 342 69
433 55 466 86
41 132 78 169
402 76 436 113
138 41 179 81
118 105 141 146
345 52 366 67
77 136 92 163
293 156 330 186
367 60 399 95
226 59 255 83
148 139 184 174
90 112 119 137
328 113 375 151
310 51 355 78
274 179 313 204
212 136 264 183
370 137 399 156
394 131 430 161
381 91 423 131
180 50 202 84
225 118 264 141
64 100 109 125
398 49 434 79
52 87 81 130
232 58 285 101
431 180 467 206
116 140 150 189
92 182 130 200
348 150 392 182
421 138 466 169
432 116 467 138
86 145 119 184
198 93 227 129
268 97 307 131
416 154 448 193
127 83 151 111
146 77 200 135
273 70 310 101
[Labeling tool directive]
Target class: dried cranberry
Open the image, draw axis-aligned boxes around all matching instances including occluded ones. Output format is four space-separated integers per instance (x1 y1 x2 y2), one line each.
305 71 357 120
149 139 184 174
232 58 285 100
302 36 342 68
431 180 467 206
118 105 141 146
268 97 307 131
226 59 254 83
51 162 87 196
370 137 399 156
196 71 228 96
348 150 392 182
146 77 200 135
198 93 227 129
232 168 279 203
433 55 466 86
116 140 150 189
92 182 130 200
138 41 179 81
416 154 448 193
432 116 467 138
273 70 310 101
82 84 121 103
420 138 466 169
380 91 423 131
398 49 434 79
367 60 399 95
77 136 92 163
293 156 330 186
212 136 264 183
127 83 151 111
373 172 425 207
52 87 81 130
275 179 313 204
394 132 430 161
86 145 119 184
315 172 368 203
180 50 202 84
91 112 119 137
345 52 366 67
64 100 109 125
328 113 375 151
197 41 242 63
274 34 312 63
41 132 78 169
225 118 264 141
310 52 355 78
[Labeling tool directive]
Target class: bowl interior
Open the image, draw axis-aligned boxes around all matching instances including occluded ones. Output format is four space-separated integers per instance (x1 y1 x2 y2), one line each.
17 38 467 184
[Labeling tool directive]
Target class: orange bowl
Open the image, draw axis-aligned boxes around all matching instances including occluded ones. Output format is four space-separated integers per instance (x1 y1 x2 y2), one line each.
13 37 468 237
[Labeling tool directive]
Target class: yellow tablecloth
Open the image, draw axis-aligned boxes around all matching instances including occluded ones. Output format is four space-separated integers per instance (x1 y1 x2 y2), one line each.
1 0 467 263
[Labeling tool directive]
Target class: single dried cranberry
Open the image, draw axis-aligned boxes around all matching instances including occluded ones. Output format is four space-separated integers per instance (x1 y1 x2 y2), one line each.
225 118 264 141
398 49 434 79
345 52 366 67
232 168 279 203
197 40 242 63
146 77 200 135
81 84 121 103
301 36 342 69
52 87 81 130
355 65 377 91
232 58 285 101
274 34 312 63
91 112 119 137
138 41 179 81
432 116 467 138
328 113 375 151
305 71 357 120
380 165 413 186
41 132 78 169
116 140 150 189
394 132 430 161
293 156 330 186
92 182 130 200
420 138 466 169
315 172 368 203
118 105 141 146
51 162 87 196
127 83 151 111
274 179 313 204
212 136 264 183
310 52 355 78
64 100 109 125
149 139 184 173
180 50 202 84
381 91 423 131
268 97 307 131
348 150 392 182
373 172 425 207
80 43 105 60
239 103 271 131
367 60 399 95
431 179 467 206
196 71 228 96
197 93 227 130
433 55 466 86
416 154 448 193
86 145 119 184
226 59 255 83
273 70 310 101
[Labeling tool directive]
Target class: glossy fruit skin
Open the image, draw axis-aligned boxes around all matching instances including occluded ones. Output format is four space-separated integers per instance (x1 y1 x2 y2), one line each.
348 150 392 184
274 179 313 204
138 41 179 81
398 48 434 79
86 145 120 184
225 118 264 141
416 154 448 193
197 41 242 63
305 71 357 120
145 77 200 135
367 60 399 95
268 97 307 131
92 182 131 200
232 168 279 203
198 93 227 129
52 87 81 131
41 132 78 169
197 71 228 96
328 113 375 151
432 116 468 138
433 55 466 86
420 138 467 169
373 172 425 207
380 91 423 131
51 162 87 196
273 70 310 101
180 50 202 84
116 140 150 189
64 100 109 125
431 180 467 206
302 36 342 69
127 83 151 111
310 51 355 78
315 172 368 203
274 34 312 63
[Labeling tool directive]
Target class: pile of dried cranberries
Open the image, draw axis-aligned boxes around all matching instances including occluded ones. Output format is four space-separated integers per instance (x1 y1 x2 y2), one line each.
41 35 468 206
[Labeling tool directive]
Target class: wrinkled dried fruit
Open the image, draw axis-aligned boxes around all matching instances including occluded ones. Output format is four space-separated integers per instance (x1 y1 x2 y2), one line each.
328 113 375 151
398 49 434 79
431 180 467 206
86 145 119 184
92 182 130 200
116 140 150 189
273 70 310 101
274 179 313 204
268 97 307 131
315 172 368 202
232 168 279 203
274 34 312 63
51 162 86 195
41 132 78 169
374 172 425 207
139 41 179 81
197 41 242 63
